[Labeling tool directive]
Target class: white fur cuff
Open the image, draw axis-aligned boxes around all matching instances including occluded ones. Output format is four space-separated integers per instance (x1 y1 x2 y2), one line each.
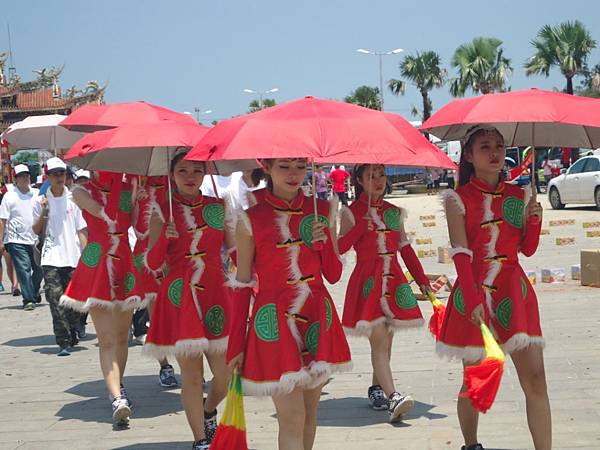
449 247 473 259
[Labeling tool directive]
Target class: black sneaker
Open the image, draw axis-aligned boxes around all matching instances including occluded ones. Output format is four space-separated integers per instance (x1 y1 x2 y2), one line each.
192 439 210 450
12 288 21 297
367 385 388 411
204 409 218 443
34 295 42 304
388 392 414 423
70 329 79 347
461 445 484 450
159 364 178 387
111 396 131 425
75 321 87 339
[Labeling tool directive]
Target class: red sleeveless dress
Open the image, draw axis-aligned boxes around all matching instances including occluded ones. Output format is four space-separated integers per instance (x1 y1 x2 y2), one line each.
437 178 544 363
143 192 231 359
60 175 148 311
340 194 424 336
239 190 352 396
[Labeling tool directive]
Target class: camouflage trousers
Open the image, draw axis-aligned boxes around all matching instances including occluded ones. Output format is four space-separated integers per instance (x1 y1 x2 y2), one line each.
43 266 81 348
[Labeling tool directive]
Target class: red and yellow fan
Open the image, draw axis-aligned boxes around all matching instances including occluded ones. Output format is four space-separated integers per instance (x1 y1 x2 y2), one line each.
210 371 248 450
461 323 505 413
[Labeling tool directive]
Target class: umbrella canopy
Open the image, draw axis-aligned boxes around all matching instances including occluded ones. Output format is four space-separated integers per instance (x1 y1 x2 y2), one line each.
187 96 455 169
421 88 600 148
60 101 197 133
0 114 85 154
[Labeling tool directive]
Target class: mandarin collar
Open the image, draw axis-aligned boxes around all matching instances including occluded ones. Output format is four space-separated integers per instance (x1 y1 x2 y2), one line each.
173 190 204 207
470 176 505 195
358 192 384 209
265 189 304 211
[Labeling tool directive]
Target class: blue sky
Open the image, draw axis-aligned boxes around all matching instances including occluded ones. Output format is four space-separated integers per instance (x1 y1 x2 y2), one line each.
3 0 600 123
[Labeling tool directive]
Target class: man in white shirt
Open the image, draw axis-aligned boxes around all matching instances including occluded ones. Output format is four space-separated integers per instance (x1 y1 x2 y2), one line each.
0 164 42 310
33 158 87 355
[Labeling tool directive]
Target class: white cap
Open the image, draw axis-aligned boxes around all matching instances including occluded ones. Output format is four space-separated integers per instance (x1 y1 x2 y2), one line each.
46 157 67 174
75 169 90 179
36 175 44 184
14 164 29 176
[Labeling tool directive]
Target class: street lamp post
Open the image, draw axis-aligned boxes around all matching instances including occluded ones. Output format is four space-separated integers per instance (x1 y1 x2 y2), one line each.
356 48 403 111
193 107 213 123
243 87 279 110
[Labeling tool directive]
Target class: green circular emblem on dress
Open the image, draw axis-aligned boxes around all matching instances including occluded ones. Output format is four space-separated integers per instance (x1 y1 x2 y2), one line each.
395 283 417 309
205 305 225 336
520 277 528 299
496 297 512 330
202 203 225 230
81 242 102 268
168 278 184 308
133 254 144 274
119 191 133 213
298 214 329 247
362 276 374 298
502 196 524 228
124 272 136 295
305 322 320 355
383 207 401 231
254 303 279 342
325 298 332 330
453 287 465 315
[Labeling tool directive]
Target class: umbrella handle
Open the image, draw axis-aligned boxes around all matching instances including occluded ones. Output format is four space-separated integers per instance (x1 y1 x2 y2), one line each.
311 160 323 251
167 174 173 222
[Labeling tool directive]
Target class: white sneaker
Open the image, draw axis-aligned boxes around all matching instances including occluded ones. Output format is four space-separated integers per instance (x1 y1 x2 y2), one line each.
133 334 146 346
388 392 414 423
111 396 131 425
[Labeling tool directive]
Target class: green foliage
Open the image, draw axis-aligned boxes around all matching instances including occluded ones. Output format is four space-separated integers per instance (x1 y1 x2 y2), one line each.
248 98 277 113
450 37 512 96
344 85 382 110
525 20 597 94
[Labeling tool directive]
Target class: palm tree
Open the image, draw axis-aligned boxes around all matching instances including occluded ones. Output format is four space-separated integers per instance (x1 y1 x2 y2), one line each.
450 37 513 96
248 98 277 113
388 50 446 122
0 52 7 85
526 21 597 94
344 85 382 110
576 63 600 98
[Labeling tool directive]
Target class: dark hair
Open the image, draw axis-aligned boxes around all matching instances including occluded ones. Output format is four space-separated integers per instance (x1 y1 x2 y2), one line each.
351 164 385 199
169 152 188 173
260 158 306 192
250 168 264 187
458 128 504 187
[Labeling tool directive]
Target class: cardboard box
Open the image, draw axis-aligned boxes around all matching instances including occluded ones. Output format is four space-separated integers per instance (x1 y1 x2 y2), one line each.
582 221 600 229
541 268 566 283
406 231 417 238
415 237 432 245
540 229 550 235
555 237 575 246
549 219 576 227
437 246 451 263
571 264 581 281
581 249 600 287
422 222 437 228
525 270 537 285
419 214 436 221
417 249 436 258
586 230 600 238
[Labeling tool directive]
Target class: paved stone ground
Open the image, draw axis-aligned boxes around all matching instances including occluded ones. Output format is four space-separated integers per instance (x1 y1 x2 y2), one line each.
1 193 599 450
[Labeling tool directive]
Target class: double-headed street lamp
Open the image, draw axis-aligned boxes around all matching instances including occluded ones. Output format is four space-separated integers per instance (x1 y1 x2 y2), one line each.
356 48 403 111
193 107 213 123
243 87 279 109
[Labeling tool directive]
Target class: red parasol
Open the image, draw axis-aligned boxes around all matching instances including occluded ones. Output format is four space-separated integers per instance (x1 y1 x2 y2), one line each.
60 101 197 133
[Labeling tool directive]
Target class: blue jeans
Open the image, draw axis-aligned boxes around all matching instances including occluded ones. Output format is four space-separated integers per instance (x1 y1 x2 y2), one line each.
5 243 43 305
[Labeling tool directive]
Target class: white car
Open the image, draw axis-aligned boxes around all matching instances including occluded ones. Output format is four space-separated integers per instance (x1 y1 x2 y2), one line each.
547 155 600 210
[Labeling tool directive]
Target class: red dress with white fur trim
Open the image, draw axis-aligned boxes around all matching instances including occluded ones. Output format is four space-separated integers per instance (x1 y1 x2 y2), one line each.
437 178 544 363
143 192 230 359
340 194 424 336
60 176 146 311
239 190 352 396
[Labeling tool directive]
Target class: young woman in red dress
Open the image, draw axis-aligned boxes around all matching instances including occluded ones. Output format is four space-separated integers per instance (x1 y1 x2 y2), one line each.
338 164 431 422
438 125 550 450
61 172 150 425
227 158 352 450
143 153 234 450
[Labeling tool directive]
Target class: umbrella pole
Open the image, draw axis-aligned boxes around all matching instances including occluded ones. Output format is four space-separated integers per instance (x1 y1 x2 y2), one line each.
166 156 173 222
531 126 536 201
311 160 318 218
210 162 220 199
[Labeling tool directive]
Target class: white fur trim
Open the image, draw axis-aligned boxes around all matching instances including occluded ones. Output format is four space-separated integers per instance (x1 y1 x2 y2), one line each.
142 343 177 361
501 333 545 355
59 295 116 313
369 207 397 324
174 338 210 357
435 341 486 364
398 239 412 249
343 317 388 337
482 194 501 319
440 189 466 215
225 273 257 289
121 293 154 311
181 202 206 321
448 247 474 259
241 360 352 396
206 337 229 354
